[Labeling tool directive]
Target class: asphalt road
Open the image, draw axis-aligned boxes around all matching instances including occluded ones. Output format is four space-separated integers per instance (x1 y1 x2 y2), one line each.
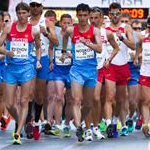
0 121 150 150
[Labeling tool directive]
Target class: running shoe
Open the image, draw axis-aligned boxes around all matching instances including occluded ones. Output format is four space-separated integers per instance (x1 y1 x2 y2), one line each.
25 122 33 139
13 133 21 145
135 118 143 130
44 123 51 135
93 127 105 139
142 125 150 138
63 126 71 137
106 124 114 138
117 120 122 130
1 115 11 131
85 129 93 141
76 126 85 142
33 124 40 140
99 120 107 132
113 124 118 138
120 126 128 136
50 125 61 136
41 120 47 133
126 119 134 133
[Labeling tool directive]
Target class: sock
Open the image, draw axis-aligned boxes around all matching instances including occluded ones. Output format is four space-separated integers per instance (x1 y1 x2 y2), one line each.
112 116 119 124
34 102 43 123
15 122 18 133
106 119 111 127
26 101 33 123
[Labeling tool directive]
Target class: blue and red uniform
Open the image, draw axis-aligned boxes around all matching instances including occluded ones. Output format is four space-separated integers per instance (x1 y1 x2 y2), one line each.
4 22 36 84
70 25 97 87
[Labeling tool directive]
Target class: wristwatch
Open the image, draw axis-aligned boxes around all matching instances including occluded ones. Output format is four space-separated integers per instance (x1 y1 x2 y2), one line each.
61 49 67 53
119 35 124 41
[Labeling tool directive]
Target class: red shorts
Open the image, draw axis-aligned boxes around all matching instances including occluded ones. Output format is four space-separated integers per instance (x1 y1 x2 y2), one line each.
97 68 104 83
139 75 150 87
104 63 131 85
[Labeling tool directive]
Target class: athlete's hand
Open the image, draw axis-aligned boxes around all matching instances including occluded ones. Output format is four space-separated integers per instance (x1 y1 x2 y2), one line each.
129 52 135 61
36 60 42 70
0 54 5 60
59 53 66 63
103 59 110 69
116 31 124 41
6 50 14 57
40 25 47 36
49 61 54 71
134 57 139 66
79 37 88 45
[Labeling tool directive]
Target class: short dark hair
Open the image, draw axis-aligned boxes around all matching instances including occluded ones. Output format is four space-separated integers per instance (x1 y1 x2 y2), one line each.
109 2 121 11
0 11 4 19
44 10 56 19
132 20 141 26
60 14 72 21
16 2 30 12
147 17 150 26
76 3 91 13
91 7 103 16
4 12 11 19
121 13 131 19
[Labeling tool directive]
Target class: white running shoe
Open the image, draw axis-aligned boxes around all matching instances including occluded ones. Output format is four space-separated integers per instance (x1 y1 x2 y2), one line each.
85 129 93 141
93 127 105 139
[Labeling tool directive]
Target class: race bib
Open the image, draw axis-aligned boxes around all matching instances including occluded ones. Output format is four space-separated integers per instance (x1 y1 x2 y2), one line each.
143 43 150 62
55 50 71 66
106 42 113 55
11 38 28 59
41 41 47 56
75 42 94 60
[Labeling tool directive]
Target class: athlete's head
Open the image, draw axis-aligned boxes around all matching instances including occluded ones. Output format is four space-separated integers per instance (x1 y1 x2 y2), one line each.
16 2 30 12
131 20 142 32
44 10 57 23
29 0 43 16
90 7 103 27
0 11 4 28
121 13 131 25
16 2 30 24
60 14 72 31
76 3 91 26
147 17 150 33
109 2 121 24
3 12 11 24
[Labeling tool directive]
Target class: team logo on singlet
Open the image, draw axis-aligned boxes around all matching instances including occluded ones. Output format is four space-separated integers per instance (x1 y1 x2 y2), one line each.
25 34 28 38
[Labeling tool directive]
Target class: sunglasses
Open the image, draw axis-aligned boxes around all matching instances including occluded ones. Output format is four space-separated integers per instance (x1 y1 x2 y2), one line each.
30 3 41 7
121 20 129 23
4 20 9 23
110 12 121 16
46 17 55 22
132 27 142 30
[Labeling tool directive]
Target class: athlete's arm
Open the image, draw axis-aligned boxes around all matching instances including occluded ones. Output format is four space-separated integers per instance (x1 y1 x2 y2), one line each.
124 25 135 50
83 27 102 53
46 20 59 46
0 23 11 46
107 30 120 62
32 28 42 69
48 42 54 71
0 54 4 59
134 35 143 66
0 47 13 57
60 26 73 62
62 26 73 51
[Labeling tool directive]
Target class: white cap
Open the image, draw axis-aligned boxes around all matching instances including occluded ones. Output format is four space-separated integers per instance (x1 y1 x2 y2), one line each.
30 0 42 4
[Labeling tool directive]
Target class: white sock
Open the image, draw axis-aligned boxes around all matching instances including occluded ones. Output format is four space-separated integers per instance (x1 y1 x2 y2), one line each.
106 119 111 127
